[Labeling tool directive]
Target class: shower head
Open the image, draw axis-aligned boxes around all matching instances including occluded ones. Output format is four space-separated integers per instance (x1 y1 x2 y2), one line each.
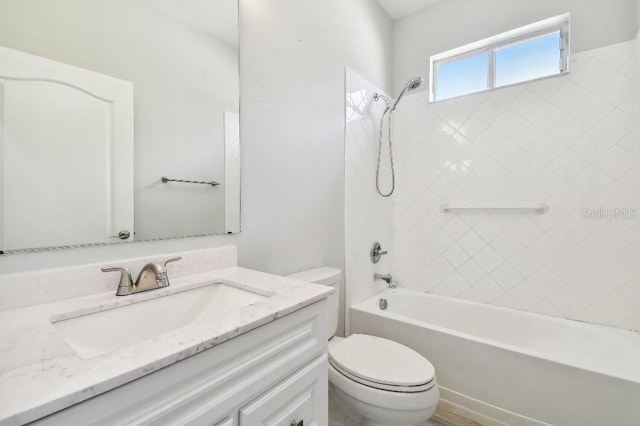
373 77 423 197
406 76 424 91
392 76 423 111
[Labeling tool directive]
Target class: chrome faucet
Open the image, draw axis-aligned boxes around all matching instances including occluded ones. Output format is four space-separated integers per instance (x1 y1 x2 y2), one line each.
374 272 395 288
102 256 182 296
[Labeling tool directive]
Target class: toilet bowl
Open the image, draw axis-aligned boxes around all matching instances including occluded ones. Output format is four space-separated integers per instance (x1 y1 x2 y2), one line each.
329 334 439 425
287 268 439 426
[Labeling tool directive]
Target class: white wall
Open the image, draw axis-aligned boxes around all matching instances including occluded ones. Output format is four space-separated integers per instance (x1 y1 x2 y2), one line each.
392 0 639 94
0 0 393 331
237 0 391 277
636 8 640 333
392 40 639 330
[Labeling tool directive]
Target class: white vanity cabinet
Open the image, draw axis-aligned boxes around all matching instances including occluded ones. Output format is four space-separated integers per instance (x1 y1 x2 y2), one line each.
31 300 328 426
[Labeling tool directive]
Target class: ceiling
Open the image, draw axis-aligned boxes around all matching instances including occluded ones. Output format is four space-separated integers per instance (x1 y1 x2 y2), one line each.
376 0 442 20
145 0 238 48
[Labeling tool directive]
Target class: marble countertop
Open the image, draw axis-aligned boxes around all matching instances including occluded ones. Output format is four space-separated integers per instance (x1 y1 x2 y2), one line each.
0 267 333 425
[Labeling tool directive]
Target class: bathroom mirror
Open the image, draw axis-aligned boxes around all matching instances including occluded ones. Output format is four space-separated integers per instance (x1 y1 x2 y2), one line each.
0 0 240 252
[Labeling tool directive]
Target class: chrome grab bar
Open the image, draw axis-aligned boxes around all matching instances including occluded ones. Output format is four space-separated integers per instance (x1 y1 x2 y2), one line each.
162 176 219 187
440 204 550 214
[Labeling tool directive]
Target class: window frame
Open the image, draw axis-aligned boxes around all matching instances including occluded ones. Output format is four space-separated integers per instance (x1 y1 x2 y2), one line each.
429 14 570 102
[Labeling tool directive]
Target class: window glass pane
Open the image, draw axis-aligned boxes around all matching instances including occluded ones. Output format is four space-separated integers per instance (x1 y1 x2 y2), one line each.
494 31 561 87
435 51 488 101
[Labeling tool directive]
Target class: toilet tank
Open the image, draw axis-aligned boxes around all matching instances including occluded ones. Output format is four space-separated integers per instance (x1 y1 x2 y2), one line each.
287 267 341 340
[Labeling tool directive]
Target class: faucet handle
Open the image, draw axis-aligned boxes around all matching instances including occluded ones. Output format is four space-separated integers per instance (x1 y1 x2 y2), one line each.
154 256 181 289
370 242 388 264
161 256 182 270
101 266 134 296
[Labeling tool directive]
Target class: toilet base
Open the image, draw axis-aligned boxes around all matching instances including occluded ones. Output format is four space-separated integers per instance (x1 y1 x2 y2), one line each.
330 382 437 426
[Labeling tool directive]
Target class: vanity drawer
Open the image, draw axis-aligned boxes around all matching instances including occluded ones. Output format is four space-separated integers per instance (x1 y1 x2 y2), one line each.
239 354 327 426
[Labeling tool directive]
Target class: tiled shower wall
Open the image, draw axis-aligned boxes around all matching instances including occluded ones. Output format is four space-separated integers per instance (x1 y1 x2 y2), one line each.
344 69 394 331
392 39 639 330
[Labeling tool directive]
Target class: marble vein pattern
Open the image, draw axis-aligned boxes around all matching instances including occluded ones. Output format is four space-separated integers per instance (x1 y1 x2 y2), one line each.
0 264 333 425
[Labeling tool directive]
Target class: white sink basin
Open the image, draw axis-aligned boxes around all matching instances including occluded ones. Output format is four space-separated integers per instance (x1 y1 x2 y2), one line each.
51 283 267 358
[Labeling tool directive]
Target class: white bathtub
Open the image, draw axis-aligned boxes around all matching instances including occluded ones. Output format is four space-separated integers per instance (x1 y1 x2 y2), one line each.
350 288 640 426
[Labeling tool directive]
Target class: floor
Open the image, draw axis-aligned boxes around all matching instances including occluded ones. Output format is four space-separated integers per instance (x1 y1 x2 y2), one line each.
421 418 456 426
329 391 459 426
329 411 455 426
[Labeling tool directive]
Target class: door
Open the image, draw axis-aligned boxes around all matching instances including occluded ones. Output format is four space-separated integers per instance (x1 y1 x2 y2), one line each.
0 45 134 251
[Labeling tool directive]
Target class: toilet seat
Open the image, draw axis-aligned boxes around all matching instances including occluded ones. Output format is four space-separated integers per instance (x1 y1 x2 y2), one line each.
328 334 435 393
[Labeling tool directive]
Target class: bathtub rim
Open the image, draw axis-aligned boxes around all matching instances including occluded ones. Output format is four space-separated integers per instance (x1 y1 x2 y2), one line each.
351 287 640 385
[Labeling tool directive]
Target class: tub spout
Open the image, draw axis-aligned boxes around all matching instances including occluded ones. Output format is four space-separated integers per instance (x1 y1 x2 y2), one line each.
374 273 395 288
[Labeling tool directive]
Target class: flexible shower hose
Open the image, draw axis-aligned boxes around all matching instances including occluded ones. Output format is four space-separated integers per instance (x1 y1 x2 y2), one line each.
376 107 395 197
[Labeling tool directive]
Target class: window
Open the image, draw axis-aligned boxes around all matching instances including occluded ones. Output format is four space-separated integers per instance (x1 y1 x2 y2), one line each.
430 14 569 102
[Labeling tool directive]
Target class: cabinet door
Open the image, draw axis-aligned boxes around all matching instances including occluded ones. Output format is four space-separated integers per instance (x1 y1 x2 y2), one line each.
239 355 327 426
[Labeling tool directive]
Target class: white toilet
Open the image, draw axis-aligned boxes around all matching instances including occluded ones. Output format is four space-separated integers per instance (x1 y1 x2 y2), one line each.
287 267 439 426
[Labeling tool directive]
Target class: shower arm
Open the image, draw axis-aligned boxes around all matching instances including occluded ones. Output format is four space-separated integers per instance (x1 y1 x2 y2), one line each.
373 77 423 112
373 92 393 110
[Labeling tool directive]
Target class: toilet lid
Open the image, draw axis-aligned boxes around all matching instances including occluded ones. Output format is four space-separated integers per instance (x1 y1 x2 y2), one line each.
328 334 435 390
